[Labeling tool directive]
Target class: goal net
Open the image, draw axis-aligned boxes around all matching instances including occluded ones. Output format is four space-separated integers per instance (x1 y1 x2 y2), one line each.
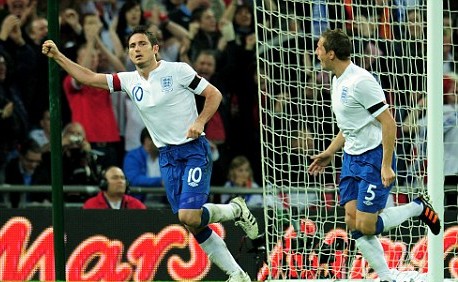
254 0 458 280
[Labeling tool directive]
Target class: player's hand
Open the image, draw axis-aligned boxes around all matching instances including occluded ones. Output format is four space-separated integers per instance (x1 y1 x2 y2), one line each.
186 121 204 139
308 151 333 176
42 40 59 58
381 166 396 187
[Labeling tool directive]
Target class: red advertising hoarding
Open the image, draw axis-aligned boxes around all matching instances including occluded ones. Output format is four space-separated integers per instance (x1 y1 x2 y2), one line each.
0 208 457 281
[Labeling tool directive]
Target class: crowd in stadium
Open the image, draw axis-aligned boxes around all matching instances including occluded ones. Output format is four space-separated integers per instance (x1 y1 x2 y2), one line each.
0 0 456 208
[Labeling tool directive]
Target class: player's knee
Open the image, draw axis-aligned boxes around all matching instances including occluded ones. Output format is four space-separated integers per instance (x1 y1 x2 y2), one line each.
345 214 356 230
178 213 201 228
355 221 376 235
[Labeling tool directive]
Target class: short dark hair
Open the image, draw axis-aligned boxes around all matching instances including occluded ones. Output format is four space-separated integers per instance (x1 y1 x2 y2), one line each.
127 25 159 47
19 138 42 156
321 29 352 60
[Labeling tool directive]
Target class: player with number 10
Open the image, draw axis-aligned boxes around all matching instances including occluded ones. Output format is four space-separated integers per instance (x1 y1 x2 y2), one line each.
42 25 257 281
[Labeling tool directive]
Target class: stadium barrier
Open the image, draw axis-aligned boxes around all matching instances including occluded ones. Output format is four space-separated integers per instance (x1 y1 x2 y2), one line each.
0 197 457 281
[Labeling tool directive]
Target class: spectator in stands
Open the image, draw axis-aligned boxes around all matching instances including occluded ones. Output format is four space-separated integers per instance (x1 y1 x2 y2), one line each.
3 138 48 208
59 8 83 61
24 16 50 126
123 127 164 204
221 155 262 207
83 166 146 209
0 51 29 182
164 0 209 40
145 15 191 62
0 0 36 28
31 122 99 203
116 0 147 49
82 13 125 73
0 14 34 130
184 6 231 64
28 109 50 151
60 122 99 186
26 16 48 46
62 42 121 169
220 1 255 51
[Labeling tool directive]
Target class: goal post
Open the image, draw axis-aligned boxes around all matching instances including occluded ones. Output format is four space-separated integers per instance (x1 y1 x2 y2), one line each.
254 0 455 281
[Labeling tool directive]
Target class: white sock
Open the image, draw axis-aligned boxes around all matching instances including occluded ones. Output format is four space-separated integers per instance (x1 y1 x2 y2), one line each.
203 203 240 223
356 235 393 281
199 230 243 275
379 201 423 232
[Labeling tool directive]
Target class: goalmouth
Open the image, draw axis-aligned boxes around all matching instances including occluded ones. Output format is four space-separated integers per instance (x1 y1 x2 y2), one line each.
254 0 452 281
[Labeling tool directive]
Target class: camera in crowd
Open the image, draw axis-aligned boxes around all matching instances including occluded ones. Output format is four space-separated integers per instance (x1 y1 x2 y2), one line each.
69 134 84 145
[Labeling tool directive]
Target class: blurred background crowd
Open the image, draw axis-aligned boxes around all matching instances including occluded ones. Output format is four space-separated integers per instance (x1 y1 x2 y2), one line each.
0 0 456 209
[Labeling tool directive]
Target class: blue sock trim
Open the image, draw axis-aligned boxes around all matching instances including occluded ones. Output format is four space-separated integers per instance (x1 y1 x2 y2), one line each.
200 206 210 227
194 226 213 244
351 230 363 240
375 216 384 235
413 197 422 205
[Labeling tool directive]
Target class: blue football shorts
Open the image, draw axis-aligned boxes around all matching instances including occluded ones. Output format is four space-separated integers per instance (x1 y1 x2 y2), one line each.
339 145 396 213
158 136 213 214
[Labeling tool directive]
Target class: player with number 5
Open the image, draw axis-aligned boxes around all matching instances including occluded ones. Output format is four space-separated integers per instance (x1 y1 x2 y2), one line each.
42 25 257 281
308 29 441 282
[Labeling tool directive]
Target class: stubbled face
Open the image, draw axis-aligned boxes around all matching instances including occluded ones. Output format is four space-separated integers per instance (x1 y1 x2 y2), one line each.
315 37 332 71
128 33 158 68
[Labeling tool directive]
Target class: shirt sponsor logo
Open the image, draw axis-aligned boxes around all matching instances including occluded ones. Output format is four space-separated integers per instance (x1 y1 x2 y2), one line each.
161 76 173 92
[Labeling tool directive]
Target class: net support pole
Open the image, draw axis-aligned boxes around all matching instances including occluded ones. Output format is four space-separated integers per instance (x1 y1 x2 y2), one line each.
426 1 444 281
47 0 66 280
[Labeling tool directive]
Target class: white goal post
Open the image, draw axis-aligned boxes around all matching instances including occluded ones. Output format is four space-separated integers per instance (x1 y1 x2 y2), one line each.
254 0 457 281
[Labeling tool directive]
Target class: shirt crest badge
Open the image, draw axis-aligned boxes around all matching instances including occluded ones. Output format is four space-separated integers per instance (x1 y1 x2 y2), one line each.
161 76 173 92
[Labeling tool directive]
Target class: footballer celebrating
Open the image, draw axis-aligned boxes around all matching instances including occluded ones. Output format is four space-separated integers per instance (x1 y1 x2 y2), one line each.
43 25 257 282
308 29 441 282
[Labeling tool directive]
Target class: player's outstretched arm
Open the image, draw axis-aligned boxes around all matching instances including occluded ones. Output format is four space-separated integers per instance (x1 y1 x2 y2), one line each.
42 40 109 90
308 131 345 175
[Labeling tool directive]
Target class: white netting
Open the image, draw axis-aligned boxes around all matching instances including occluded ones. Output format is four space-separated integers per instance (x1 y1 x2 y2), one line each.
255 0 457 280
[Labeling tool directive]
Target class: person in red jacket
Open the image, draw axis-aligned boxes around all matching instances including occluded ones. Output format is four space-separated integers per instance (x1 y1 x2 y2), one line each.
83 166 146 209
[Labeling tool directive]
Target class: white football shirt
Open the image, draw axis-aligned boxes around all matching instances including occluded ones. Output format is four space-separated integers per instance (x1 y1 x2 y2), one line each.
106 61 209 147
331 62 389 155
